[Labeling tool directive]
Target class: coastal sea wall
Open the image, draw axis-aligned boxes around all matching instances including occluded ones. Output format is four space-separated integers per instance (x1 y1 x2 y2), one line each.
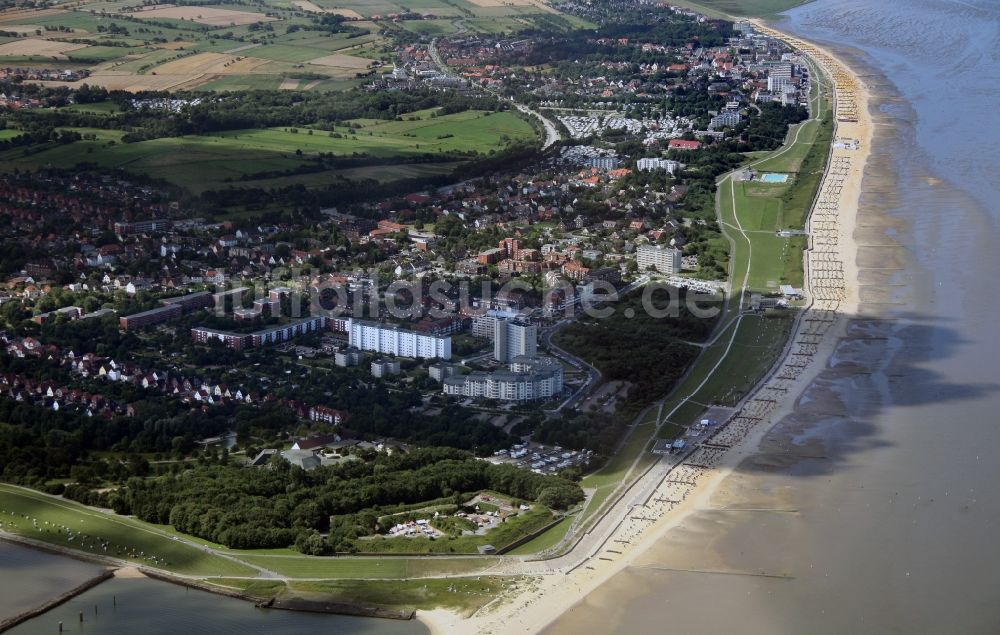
0 569 114 634
0 532 416 624
140 570 416 621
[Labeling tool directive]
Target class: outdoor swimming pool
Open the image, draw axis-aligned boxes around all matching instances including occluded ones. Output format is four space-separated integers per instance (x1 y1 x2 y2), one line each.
760 173 790 183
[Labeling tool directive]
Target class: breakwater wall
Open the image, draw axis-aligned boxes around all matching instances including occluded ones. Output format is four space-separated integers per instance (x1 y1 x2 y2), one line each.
0 569 114 633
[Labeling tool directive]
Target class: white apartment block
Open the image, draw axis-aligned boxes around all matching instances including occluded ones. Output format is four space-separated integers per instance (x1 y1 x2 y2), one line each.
471 314 496 340
442 356 563 402
709 111 742 129
636 244 683 274
768 75 794 93
347 319 451 359
636 157 682 174
334 348 363 367
494 318 537 363
371 359 401 377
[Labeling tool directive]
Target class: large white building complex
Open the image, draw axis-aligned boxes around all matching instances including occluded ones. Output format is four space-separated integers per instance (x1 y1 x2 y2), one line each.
347 319 451 359
494 318 537 362
636 157 682 174
636 244 683 274
442 356 563 402
470 309 521 340
767 62 794 92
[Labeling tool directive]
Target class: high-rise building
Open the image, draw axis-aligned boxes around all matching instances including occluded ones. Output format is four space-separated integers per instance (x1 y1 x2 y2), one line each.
494 318 537 363
768 75 794 92
636 244 683 274
767 62 794 93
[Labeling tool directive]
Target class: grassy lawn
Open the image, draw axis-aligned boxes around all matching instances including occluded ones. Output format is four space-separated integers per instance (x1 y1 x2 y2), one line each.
208 578 288 597
572 416 659 528
248 43 335 63
689 314 794 406
0 10 387 89
284 577 510 614
68 45 152 62
506 514 574 555
0 484 257 577
663 399 710 430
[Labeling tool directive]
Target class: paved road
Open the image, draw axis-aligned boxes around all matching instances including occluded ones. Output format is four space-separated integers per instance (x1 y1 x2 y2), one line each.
428 38 562 149
540 319 600 413
512 102 561 149
541 275 650 413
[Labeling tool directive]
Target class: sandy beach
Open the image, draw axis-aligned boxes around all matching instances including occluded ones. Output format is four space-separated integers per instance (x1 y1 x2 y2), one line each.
417 23 873 635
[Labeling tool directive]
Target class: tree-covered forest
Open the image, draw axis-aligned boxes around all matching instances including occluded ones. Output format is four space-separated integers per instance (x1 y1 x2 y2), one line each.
545 290 719 453
555 290 717 400
63 447 583 551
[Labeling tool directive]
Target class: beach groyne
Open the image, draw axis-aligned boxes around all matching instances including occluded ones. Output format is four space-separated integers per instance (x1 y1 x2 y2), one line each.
0 569 114 634
267 596 415 620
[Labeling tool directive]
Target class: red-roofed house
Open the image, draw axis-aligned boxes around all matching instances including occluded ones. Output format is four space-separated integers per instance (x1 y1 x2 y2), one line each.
668 139 702 151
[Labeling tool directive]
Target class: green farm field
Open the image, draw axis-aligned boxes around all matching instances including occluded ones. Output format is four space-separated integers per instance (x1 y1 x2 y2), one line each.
0 109 535 192
0 4 388 89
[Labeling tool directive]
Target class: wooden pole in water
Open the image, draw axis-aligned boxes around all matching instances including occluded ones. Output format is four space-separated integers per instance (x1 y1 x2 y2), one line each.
78 611 83 623
58 622 62 632
113 595 117 607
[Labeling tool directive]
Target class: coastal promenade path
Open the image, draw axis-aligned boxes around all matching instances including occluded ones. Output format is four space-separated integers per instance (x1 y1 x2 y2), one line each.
517 51 832 561
469 22 860 586
454 24 872 633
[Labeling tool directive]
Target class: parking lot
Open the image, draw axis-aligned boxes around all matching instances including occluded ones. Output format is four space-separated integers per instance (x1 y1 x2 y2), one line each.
490 443 593 475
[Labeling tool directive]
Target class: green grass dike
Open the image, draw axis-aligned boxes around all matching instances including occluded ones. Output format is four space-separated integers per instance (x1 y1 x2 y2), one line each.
0 483 257 577
208 576 518 616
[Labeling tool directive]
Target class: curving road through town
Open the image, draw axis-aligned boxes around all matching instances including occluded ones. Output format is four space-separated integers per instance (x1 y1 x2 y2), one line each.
428 38 561 149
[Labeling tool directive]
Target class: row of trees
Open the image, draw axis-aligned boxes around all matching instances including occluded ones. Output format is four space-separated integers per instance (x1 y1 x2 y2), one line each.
12 88 505 144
